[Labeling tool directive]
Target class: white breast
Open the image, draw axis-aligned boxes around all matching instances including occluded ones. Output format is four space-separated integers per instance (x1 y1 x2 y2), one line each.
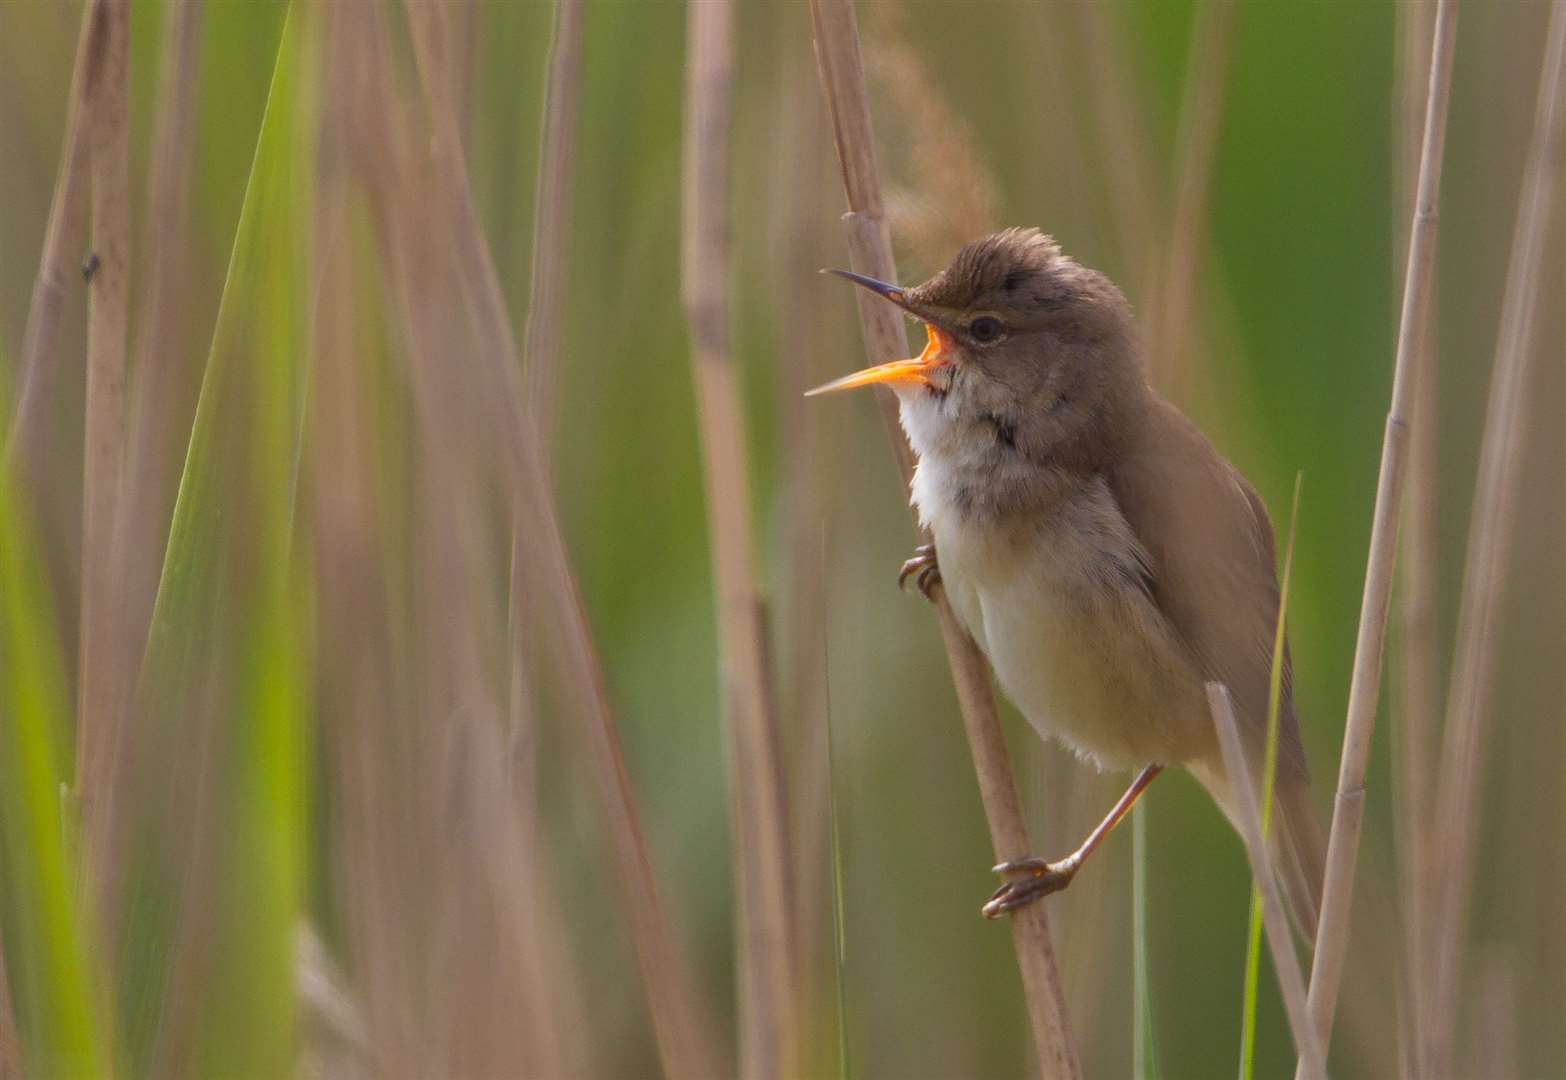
912 457 1211 771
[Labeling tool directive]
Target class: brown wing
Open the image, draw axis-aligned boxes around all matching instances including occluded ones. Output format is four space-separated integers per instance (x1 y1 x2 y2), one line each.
1108 396 1308 784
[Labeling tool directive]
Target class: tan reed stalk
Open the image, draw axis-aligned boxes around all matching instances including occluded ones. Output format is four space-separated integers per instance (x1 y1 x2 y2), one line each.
1206 683 1326 1080
765 45 845 1070
1424 6 1566 1073
75 0 132 858
1301 1 1459 1070
3 2 93 487
506 5 584 1059
1390 1 1441 1072
520 0 582 469
1465 948 1518 1080
117 0 205 677
403 8 728 1076
1147 0 1236 396
1073 3 1162 291
807 2 1080 1075
683 2 799 1077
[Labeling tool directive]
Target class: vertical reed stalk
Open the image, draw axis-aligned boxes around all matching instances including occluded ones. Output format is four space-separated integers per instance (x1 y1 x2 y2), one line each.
807 3 1080 1075
3 2 94 487
1073 3 1161 292
118 0 206 687
1148 0 1235 396
1207 684 1325 1080
1425 6 1566 1073
404 8 727 1075
75 0 132 859
520 0 583 469
1389 2 1440 1073
683 3 798 1077
1302 1 1458 1069
507 4 584 1060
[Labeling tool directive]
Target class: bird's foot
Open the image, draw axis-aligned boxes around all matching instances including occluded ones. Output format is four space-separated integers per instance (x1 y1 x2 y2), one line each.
898 543 941 600
982 857 1077 919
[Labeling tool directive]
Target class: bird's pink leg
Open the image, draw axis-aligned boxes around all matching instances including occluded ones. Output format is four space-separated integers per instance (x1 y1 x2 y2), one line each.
983 763 1165 919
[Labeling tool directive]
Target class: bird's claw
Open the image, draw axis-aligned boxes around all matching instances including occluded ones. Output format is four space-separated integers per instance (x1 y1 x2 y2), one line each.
981 857 1076 919
898 544 941 599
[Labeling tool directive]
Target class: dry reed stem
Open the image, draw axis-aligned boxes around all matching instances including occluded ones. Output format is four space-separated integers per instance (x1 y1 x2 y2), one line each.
683 2 799 1077
766 48 844 1066
1073 3 1161 292
75 0 132 864
3 1 93 488
1302 1 1459 1069
404 8 728 1077
1425 6 1566 1073
506 3 585 1064
1147 0 1235 395
1206 684 1326 1080
1390 2 1441 1072
1466 948 1518 1080
118 0 205 685
520 0 582 470
808 2 1080 1075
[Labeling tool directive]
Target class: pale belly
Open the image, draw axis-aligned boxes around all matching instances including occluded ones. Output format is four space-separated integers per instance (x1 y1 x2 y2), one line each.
931 508 1213 772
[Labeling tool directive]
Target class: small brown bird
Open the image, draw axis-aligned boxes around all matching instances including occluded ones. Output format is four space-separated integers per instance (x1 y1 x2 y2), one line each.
810 228 1323 933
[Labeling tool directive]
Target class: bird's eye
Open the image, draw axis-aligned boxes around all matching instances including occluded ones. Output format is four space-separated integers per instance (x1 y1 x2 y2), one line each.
968 316 1004 343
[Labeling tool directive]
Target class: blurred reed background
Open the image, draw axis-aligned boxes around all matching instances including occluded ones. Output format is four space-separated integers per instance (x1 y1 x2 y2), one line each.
0 0 1563 1077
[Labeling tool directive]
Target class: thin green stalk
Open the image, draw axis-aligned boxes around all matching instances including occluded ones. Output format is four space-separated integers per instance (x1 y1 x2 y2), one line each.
0 356 113 1080
1239 474 1302 1080
826 688 851 1080
1132 803 1159 1080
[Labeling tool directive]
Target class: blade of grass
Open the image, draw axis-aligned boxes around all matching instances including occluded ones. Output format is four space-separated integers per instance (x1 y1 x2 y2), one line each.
1131 803 1159 1080
1237 474 1302 1080
807 3 1080 1075
1302 2 1459 1066
0 367 113 1080
1207 683 1324 1080
1425 6 1566 1072
131 10 315 1074
823 628 852 1080
683 3 797 1076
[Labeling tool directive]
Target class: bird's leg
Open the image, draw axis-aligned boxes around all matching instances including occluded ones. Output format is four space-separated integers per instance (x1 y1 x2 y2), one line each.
898 543 941 599
982 764 1164 919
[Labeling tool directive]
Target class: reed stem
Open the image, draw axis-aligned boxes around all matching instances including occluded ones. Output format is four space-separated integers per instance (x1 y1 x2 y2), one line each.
75 0 132 869
1302 1 1459 1069
1425 5 1566 1072
683 1 799 1075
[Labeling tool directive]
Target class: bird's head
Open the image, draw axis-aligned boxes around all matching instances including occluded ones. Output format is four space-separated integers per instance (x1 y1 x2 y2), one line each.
810 228 1143 469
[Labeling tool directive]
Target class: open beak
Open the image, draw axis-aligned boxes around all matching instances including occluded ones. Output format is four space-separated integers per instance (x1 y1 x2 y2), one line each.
807 269 955 396
805 322 954 396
